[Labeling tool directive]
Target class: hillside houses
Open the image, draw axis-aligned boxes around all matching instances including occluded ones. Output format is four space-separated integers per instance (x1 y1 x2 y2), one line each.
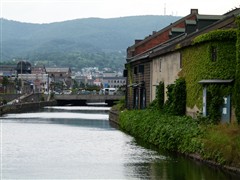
125 8 240 123
0 62 126 95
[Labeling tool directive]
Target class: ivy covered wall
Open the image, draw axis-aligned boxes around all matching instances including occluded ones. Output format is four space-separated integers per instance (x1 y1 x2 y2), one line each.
178 30 237 111
234 16 240 123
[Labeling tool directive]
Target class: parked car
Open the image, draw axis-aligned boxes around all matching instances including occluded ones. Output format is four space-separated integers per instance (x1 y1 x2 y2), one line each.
100 88 116 95
63 90 72 94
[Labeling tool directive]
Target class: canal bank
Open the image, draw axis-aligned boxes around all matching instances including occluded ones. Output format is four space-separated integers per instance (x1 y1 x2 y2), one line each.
0 100 57 116
0 92 57 116
109 109 240 176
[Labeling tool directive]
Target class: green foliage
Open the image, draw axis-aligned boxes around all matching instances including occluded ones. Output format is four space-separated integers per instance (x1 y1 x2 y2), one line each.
179 30 236 113
201 123 240 166
206 85 232 123
119 109 240 168
148 78 186 115
85 85 101 91
29 51 126 71
172 78 186 115
40 95 45 101
148 81 165 110
2 76 9 87
193 29 237 44
119 110 203 154
147 99 158 110
54 81 63 91
50 92 54 99
0 97 7 105
164 84 175 113
112 97 126 111
164 78 186 116
156 81 165 109
1 16 181 70
234 16 240 124
72 79 79 90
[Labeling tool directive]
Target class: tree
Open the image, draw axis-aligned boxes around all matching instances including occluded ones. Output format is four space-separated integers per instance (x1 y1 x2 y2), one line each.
2 76 9 93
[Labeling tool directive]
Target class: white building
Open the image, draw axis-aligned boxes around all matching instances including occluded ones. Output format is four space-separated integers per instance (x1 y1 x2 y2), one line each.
102 76 126 89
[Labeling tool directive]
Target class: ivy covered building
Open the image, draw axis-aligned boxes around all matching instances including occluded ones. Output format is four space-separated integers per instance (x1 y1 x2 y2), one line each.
125 8 240 123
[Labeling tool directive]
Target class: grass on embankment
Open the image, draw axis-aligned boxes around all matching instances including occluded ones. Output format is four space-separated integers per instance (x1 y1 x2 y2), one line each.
119 109 240 169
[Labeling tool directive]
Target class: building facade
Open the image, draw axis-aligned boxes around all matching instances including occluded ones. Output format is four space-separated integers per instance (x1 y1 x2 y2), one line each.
125 8 240 123
46 68 72 92
102 77 126 89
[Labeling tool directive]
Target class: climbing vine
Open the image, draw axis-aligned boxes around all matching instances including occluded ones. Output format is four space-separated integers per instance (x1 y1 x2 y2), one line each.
206 84 232 123
193 29 236 44
172 77 186 115
156 81 164 109
234 16 240 123
164 78 186 116
179 30 236 113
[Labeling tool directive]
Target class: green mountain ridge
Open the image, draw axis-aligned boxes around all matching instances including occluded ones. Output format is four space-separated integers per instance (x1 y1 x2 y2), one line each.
1 16 181 70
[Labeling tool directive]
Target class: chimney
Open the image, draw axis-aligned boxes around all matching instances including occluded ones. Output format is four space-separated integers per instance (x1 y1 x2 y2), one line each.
191 9 198 14
135 39 142 44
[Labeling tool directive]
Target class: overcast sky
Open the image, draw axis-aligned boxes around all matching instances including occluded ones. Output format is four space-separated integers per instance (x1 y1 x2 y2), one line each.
1 0 239 24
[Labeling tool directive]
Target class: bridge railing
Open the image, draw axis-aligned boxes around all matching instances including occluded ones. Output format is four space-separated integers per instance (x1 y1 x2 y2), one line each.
72 90 125 96
55 94 124 100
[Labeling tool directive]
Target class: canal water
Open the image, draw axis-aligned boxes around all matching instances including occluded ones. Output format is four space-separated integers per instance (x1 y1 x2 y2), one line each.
1 106 239 179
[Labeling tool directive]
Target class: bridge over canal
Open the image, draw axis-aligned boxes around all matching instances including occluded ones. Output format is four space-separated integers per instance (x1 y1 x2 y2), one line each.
54 94 124 106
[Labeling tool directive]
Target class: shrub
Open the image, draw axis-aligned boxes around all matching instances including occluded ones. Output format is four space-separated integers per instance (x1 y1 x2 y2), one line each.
119 110 203 153
156 81 164 109
111 97 126 111
119 110 240 168
164 78 186 116
201 123 240 167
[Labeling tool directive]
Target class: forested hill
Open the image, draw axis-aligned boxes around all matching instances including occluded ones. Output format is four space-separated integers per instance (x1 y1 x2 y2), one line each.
1 15 181 70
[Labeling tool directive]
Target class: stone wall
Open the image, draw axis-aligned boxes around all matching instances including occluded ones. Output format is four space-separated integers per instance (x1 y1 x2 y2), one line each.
0 94 21 102
0 101 57 116
109 110 120 125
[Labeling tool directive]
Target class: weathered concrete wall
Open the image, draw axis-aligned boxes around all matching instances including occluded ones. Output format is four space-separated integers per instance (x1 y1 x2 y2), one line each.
151 52 181 102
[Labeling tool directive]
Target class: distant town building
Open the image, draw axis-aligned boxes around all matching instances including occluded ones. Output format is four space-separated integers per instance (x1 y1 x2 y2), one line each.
0 65 17 77
73 75 87 87
0 65 17 93
93 78 102 87
102 76 126 89
45 67 72 91
103 71 117 77
16 61 31 74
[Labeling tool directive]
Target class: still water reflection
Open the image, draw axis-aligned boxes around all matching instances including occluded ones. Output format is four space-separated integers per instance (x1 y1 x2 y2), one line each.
1 106 239 179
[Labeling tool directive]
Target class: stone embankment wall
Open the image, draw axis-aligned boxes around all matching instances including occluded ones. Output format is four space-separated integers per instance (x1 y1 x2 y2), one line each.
109 110 120 125
0 93 45 103
0 94 21 102
0 101 57 116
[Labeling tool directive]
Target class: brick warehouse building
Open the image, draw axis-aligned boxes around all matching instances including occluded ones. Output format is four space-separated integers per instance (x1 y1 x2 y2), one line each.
124 8 238 113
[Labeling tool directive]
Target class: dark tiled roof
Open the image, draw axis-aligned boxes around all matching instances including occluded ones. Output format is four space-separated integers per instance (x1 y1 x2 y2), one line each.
197 15 223 20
